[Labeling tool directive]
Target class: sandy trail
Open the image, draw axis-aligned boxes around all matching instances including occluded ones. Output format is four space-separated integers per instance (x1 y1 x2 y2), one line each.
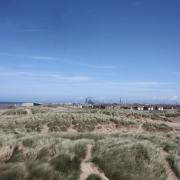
41 124 49 134
140 117 180 131
93 123 141 134
79 144 109 180
160 150 179 180
136 123 144 133
25 108 32 115
0 146 13 163
165 122 180 130
0 144 25 163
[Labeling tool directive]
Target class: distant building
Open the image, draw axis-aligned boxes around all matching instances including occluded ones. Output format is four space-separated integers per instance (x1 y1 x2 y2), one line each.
158 107 164 111
72 103 83 108
93 104 106 109
148 107 154 111
82 104 93 108
21 103 42 107
78 105 83 108
138 106 144 111
21 103 34 107
85 97 96 105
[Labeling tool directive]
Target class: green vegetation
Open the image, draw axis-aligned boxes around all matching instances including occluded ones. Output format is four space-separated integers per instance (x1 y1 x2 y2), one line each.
0 106 179 180
92 139 166 180
142 122 173 132
2 109 28 116
86 174 102 180
167 154 180 178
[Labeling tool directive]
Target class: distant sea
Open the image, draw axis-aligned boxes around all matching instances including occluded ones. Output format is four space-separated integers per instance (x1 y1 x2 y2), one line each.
0 102 22 107
0 102 22 104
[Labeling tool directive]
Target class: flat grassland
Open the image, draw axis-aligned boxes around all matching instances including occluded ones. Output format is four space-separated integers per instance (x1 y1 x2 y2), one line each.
0 106 180 180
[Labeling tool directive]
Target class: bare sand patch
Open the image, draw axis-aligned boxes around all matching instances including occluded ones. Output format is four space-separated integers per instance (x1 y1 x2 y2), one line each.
160 150 179 180
79 144 109 180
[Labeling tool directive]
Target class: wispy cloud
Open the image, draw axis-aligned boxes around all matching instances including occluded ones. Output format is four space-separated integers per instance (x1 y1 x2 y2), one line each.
173 72 180 75
79 64 115 69
152 96 180 101
51 74 92 81
132 0 144 7
92 81 179 87
0 53 115 69
30 56 59 61
1 66 180 101
1 66 179 87
132 0 152 7
66 61 115 69
29 56 115 69
0 67 92 82
14 28 46 33
0 52 15 57
0 19 46 33
80 81 180 95
0 53 56 61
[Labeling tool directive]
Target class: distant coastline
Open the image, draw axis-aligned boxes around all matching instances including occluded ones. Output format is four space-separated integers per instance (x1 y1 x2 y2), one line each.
0 102 22 108
0 102 22 105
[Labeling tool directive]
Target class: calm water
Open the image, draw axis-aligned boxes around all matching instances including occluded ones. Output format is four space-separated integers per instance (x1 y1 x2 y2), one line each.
0 102 22 107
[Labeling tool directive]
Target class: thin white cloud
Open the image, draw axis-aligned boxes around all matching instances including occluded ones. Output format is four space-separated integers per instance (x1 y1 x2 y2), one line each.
132 0 151 7
67 61 115 69
93 81 176 86
51 74 92 81
14 28 46 33
78 81 180 94
152 96 180 101
82 63 115 69
0 68 92 82
1 67 180 101
30 56 59 61
0 52 15 57
0 53 116 69
1 67 179 86
0 66 179 86
132 1 144 6
173 72 180 75
0 19 46 33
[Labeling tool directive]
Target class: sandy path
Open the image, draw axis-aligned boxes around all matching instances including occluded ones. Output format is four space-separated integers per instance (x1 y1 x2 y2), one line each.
25 108 32 115
165 122 180 130
136 123 144 133
0 144 25 163
160 150 179 180
41 124 49 134
79 144 109 180
0 146 13 163
142 118 180 131
93 123 141 134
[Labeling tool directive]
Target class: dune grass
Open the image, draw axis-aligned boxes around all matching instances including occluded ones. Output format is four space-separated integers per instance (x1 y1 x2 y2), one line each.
2 109 28 116
0 106 179 180
92 139 167 180
86 174 102 180
167 154 180 178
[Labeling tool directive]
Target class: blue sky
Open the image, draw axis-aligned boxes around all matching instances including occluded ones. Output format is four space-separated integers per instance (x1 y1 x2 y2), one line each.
0 0 180 103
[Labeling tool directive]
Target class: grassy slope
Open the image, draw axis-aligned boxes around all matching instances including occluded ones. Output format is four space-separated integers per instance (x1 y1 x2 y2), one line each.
0 106 180 180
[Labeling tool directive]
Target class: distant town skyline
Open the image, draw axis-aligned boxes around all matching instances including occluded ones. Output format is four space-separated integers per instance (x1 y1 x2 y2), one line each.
0 0 180 103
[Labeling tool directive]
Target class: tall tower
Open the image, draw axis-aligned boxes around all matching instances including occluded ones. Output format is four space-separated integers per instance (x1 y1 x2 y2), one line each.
120 98 122 105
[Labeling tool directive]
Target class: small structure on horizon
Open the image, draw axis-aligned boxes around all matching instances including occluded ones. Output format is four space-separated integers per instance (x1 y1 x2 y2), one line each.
138 106 144 111
21 103 42 107
148 107 154 111
157 107 164 111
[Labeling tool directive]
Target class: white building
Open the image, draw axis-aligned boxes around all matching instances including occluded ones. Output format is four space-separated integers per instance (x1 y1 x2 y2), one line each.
148 107 154 111
138 107 144 111
21 103 34 107
158 107 164 111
